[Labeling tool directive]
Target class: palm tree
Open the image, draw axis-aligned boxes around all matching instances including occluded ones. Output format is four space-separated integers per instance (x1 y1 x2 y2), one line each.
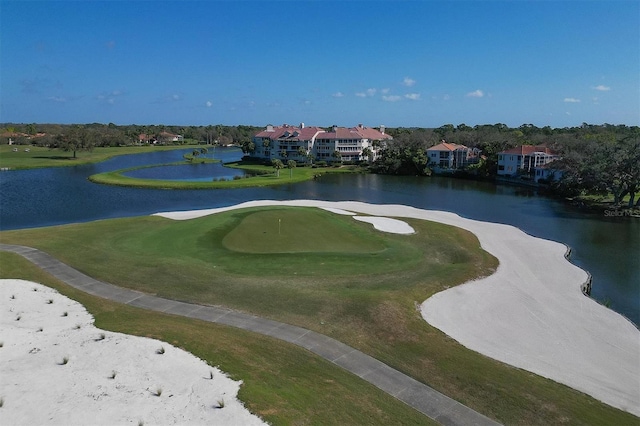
297 146 307 162
287 159 296 178
272 159 284 177
331 150 342 165
362 146 374 163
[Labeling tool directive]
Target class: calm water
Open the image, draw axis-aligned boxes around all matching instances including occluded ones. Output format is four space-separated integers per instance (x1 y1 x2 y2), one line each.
1 147 638 324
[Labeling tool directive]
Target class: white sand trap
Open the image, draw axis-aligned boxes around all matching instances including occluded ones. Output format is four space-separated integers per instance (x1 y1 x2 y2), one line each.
0 279 266 426
353 216 415 234
320 207 356 215
154 200 640 416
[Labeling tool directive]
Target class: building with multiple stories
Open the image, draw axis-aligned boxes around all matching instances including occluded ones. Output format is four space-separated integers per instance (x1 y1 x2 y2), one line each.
497 145 559 177
426 142 481 170
250 123 391 163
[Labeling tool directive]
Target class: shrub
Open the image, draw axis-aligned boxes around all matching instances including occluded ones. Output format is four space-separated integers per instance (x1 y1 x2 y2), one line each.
216 398 225 409
156 346 165 355
109 370 117 379
59 356 69 365
46 299 53 304
62 311 68 317
154 387 162 397
95 333 106 341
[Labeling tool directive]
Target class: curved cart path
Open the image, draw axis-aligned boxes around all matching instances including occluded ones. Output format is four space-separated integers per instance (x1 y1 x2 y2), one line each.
0 243 499 426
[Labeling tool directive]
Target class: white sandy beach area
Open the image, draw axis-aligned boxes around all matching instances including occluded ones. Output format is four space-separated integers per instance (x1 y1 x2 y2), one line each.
155 200 640 417
0 279 267 426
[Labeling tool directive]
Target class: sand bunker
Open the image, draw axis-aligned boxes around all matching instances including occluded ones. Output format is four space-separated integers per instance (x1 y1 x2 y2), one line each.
0 279 266 425
154 200 640 416
352 216 415 234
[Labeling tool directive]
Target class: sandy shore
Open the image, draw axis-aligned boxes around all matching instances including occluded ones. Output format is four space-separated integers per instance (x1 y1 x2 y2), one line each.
155 200 640 417
0 279 266 426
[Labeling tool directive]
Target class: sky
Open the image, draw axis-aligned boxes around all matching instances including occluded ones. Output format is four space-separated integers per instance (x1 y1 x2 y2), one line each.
1 0 638 128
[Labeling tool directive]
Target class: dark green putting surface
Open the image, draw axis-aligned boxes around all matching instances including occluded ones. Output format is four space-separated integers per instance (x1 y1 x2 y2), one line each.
222 208 387 253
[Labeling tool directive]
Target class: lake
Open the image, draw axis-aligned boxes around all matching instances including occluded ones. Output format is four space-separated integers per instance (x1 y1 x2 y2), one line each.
1 147 637 325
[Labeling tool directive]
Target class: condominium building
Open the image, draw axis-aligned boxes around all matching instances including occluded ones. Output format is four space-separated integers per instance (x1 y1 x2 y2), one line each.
250 123 392 162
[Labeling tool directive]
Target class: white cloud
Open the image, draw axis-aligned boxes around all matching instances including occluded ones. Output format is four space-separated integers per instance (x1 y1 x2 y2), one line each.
381 88 390 94
564 97 581 103
332 92 344 98
206 101 212 107
403 77 416 87
466 89 484 98
97 90 124 104
47 96 67 103
355 88 377 98
593 85 610 91
443 94 451 101
404 93 420 100
382 95 402 102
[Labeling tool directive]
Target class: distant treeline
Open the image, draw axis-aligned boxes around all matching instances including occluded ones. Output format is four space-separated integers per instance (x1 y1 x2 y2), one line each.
2 122 639 207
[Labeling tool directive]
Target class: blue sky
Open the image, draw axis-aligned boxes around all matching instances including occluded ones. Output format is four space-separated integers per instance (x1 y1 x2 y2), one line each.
1 0 638 128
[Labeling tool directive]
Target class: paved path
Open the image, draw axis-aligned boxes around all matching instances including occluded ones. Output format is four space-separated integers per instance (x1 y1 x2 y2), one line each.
1 243 500 426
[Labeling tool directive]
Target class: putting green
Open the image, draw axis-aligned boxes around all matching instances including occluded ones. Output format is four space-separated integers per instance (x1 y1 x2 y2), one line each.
222 208 387 254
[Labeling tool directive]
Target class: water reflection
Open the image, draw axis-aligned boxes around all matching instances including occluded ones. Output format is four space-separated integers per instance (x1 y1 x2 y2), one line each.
123 162 247 182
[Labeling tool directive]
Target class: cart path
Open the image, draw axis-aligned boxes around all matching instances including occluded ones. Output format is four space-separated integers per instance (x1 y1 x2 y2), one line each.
1 243 500 426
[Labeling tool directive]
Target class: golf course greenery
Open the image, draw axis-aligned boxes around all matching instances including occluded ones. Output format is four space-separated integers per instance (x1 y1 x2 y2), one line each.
0 206 635 425
88 160 360 189
0 144 189 170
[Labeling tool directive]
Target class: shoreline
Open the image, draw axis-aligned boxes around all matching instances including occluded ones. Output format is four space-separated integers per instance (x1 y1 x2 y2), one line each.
155 200 640 417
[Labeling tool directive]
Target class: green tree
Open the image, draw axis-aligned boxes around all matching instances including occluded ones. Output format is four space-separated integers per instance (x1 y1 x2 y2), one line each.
54 125 95 159
287 159 296 178
297 146 308 163
362 147 374 163
272 159 284 177
331 150 342 165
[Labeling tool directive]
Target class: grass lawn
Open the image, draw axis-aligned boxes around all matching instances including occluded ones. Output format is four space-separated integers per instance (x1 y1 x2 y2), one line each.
0 144 192 170
88 160 362 189
1 206 635 425
0 251 434 426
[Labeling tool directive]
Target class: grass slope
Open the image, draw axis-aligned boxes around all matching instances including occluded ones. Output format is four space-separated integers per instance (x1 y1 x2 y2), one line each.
1 206 636 425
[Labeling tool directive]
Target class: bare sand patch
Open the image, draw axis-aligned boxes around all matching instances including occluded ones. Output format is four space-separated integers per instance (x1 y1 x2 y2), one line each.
0 279 266 425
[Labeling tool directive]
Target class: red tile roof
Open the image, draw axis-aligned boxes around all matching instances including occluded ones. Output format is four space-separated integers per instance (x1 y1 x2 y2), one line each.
255 124 392 141
427 142 469 151
501 145 557 155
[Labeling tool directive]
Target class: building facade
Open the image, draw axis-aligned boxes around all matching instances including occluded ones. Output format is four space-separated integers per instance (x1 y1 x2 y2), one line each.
427 142 480 170
497 145 559 177
250 123 391 163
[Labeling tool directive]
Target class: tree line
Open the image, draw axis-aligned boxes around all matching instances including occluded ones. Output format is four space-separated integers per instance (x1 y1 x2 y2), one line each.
2 122 639 207
374 123 639 208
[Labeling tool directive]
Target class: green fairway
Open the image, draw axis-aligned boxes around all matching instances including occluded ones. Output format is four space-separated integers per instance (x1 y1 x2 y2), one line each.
1 206 636 425
222 208 386 253
0 144 190 169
